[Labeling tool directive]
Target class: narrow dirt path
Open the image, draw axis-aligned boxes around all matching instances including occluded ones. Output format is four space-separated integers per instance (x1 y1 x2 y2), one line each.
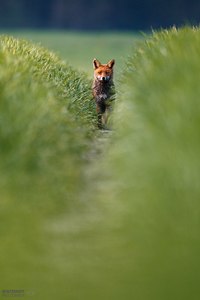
82 129 113 187
85 130 112 163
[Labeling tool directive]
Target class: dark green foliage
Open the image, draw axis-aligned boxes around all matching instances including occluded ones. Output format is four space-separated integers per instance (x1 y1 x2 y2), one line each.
0 0 200 29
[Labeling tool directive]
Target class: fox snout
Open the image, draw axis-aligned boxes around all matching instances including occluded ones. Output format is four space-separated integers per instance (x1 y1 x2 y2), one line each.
97 75 110 82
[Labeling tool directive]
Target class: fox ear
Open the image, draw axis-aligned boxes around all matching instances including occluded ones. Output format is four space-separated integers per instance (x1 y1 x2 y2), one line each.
93 58 101 69
107 59 115 69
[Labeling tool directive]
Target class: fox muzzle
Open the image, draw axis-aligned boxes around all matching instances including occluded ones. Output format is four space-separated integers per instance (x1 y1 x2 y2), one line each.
97 75 110 81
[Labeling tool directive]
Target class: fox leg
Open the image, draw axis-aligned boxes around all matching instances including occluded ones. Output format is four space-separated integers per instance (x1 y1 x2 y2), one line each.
96 102 106 129
102 105 112 128
97 113 103 129
101 111 107 127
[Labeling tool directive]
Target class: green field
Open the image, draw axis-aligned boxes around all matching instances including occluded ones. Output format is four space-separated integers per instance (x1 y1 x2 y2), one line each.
1 28 200 300
1 30 141 75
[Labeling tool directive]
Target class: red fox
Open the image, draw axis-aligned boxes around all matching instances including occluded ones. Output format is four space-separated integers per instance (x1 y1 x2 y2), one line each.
92 58 115 129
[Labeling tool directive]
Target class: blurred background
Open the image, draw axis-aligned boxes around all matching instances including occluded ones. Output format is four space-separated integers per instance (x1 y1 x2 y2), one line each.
0 0 200 30
1 0 200 74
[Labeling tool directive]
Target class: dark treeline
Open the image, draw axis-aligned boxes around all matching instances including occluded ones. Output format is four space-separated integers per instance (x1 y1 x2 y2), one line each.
0 0 200 30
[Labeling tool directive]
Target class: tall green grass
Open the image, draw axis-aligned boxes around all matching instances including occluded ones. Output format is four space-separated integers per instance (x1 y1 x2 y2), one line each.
0 35 96 297
1 35 96 124
82 27 200 300
0 34 98 209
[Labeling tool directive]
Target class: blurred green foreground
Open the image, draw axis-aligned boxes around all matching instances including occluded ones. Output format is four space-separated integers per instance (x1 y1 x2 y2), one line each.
0 28 200 300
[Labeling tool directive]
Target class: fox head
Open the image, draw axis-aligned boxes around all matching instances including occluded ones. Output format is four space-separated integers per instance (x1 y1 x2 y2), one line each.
93 58 115 82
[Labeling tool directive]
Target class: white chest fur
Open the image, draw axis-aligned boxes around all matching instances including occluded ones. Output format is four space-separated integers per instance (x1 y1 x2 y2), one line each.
99 94 107 99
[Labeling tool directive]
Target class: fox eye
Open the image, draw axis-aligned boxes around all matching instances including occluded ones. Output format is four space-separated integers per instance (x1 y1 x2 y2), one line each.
98 71 102 75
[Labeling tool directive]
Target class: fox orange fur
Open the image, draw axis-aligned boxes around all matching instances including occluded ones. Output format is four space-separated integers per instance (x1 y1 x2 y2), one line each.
92 58 115 129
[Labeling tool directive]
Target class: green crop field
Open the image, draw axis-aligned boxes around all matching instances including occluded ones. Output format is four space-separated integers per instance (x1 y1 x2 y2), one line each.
0 28 200 300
